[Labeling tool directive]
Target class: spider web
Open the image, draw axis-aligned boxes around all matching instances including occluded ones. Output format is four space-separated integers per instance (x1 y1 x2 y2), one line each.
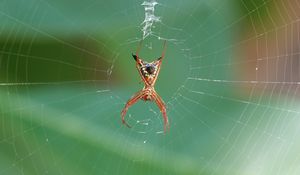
1 0 300 175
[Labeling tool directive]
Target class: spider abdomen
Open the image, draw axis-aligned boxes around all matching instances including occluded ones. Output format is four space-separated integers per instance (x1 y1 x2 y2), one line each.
141 64 157 77
146 65 155 74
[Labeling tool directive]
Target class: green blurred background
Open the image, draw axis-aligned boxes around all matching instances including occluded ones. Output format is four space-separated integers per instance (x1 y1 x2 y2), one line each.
1 0 300 174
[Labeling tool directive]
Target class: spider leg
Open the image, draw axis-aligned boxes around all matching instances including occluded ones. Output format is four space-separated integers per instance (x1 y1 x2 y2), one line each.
157 40 167 60
121 90 145 128
136 39 143 56
132 40 144 65
153 91 169 133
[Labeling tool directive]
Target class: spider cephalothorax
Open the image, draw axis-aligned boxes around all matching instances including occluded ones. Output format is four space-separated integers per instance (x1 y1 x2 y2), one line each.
121 41 169 133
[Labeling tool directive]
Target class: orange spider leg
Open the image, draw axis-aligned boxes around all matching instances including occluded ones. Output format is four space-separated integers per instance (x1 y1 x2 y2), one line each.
153 91 169 133
136 40 143 56
121 90 145 128
152 40 167 85
134 40 143 65
159 40 167 60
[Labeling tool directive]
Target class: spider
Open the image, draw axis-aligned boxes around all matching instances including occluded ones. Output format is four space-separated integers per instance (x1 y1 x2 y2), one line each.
121 40 169 133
